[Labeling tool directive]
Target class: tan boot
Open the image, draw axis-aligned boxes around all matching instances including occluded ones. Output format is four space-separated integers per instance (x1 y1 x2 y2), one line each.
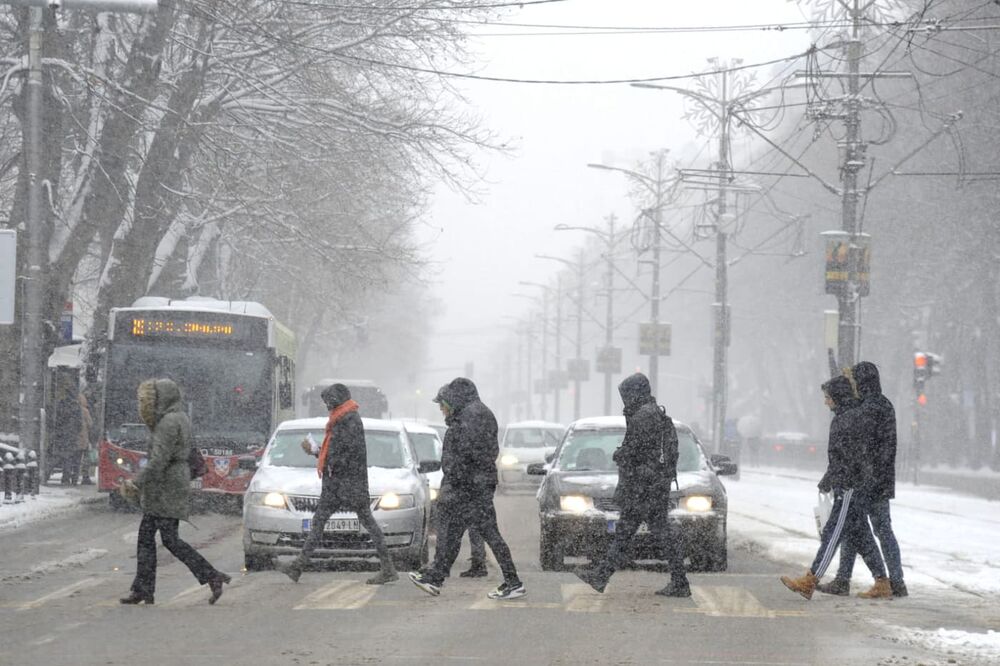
858 577 892 599
780 571 818 600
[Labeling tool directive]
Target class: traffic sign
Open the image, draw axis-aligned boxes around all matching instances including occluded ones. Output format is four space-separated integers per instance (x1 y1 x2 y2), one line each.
639 322 671 356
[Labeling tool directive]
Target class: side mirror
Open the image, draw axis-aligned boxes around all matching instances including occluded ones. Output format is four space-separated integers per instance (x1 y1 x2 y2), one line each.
237 456 258 472
526 462 547 476
418 460 442 474
544 452 555 464
710 454 738 476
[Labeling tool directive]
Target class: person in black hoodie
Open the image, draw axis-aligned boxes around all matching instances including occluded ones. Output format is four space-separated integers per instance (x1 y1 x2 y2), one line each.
575 373 690 597
781 375 888 600
817 361 907 598
408 378 525 600
277 383 397 585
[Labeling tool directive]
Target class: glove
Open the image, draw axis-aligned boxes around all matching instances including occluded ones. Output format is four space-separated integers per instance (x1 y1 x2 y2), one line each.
119 479 140 505
817 479 832 493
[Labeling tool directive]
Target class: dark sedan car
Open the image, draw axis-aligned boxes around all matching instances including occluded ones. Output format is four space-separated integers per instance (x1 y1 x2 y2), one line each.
530 416 736 572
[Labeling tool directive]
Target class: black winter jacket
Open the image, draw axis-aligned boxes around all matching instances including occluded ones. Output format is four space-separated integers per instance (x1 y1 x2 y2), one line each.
613 373 677 508
438 378 499 491
818 375 870 493
853 361 898 500
320 384 370 503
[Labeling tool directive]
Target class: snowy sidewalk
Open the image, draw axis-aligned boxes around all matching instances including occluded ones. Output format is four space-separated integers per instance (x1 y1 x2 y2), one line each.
0 483 105 531
727 466 1000 597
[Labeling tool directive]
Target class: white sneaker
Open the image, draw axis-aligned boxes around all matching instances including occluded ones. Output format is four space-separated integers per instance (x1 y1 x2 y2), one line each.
487 580 526 600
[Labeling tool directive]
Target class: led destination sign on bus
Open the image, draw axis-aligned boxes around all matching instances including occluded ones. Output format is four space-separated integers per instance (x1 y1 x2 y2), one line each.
132 318 234 338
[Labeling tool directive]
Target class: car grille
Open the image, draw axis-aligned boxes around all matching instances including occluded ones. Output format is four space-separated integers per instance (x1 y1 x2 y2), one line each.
593 498 619 512
276 532 412 549
288 495 380 513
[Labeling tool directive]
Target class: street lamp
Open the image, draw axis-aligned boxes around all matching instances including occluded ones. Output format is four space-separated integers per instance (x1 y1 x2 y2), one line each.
537 253 590 421
586 154 679 398
554 216 623 415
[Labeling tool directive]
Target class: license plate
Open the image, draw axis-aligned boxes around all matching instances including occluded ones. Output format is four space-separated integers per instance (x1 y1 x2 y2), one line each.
190 478 202 489
302 518 360 533
606 521 650 535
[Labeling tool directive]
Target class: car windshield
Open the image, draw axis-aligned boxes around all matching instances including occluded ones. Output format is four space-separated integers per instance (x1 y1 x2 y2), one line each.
265 429 410 469
503 427 563 449
408 432 441 462
555 427 703 473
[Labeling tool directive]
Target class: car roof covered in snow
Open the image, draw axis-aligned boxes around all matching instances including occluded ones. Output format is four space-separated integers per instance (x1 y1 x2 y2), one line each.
273 417 403 433
568 415 692 432
504 420 565 430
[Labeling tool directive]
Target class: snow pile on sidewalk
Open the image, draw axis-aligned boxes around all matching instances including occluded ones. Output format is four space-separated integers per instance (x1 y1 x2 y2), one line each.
882 624 1000 664
726 467 1000 596
0 485 98 531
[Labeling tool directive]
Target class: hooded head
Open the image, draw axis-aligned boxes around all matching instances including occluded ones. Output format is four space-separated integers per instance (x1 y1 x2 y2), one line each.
437 377 479 413
821 375 857 411
852 361 882 398
321 383 352 411
618 373 653 410
137 378 183 428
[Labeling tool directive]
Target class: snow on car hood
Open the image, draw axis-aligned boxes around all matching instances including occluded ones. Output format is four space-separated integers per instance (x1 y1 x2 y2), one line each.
249 464 418 496
556 469 714 496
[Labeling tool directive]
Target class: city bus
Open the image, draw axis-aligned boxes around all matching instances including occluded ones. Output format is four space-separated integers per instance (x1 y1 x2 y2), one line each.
98 297 296 507
301 379 389 419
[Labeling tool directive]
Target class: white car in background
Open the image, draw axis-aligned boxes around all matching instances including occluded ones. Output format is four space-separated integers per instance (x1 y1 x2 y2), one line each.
497 420 566 491
401 421 443 503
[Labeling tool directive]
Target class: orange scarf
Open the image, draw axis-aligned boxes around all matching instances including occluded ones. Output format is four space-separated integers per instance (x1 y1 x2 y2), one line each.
316 399 360 478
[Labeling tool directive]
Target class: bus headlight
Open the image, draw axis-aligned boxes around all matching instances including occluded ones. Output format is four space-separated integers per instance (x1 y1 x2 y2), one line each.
377 493 415 510
559 495 593 514
499 454 519 466
684 495 713 512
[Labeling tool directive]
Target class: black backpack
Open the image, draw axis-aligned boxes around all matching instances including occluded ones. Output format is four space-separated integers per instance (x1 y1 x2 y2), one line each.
657 406 679 488
188 446 207 479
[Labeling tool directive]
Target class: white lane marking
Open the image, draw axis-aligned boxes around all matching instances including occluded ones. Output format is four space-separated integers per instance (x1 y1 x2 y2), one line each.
561 583 607 612
18 577 104 611
30 635 56 646
688 585 803 618
294 580 377 610
468 596 560 610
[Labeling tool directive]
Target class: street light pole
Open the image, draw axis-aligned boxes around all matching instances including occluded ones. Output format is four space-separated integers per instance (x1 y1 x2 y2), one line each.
518 281 553 420
574 249 584 420
712 68 731 456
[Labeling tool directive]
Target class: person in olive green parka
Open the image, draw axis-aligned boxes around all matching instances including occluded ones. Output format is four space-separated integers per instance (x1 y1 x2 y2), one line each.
120 378 230 605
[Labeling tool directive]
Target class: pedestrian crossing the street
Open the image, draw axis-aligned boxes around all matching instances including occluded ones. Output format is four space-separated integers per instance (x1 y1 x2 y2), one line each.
1 571 808 618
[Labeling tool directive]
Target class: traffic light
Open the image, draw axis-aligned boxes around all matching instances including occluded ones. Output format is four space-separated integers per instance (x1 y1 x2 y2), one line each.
916 392 928 407
913 352 929 388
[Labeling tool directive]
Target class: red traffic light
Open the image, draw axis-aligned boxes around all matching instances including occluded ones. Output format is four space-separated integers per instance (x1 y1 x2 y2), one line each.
914 352 927 369
917 393 928 406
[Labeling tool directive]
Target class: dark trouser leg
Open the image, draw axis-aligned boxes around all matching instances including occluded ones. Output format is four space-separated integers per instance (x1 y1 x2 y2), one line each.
158 517 219 585
299 493 338 561
869 500 903 582
466 490 519 584
426 494 469 584
835 497 887 581
469 528 486 566
648 501 687 581
356 501 395 571
594 506 646 582
131 514 159 598
810 489 855 578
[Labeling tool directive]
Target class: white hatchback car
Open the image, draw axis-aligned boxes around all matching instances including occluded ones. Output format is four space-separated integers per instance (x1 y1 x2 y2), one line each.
242 417 438 571
497 420 565 491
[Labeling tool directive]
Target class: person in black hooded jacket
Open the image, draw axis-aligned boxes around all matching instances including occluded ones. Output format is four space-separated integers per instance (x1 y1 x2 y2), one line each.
575 373 690 598
408 378 525 600
818 361 907 598
781 375 888 600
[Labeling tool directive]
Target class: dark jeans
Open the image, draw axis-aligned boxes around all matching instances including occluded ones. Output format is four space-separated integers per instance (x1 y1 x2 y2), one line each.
595 496 687 582
810 488 886 579
468 528 486 565
131 514 220 598
300 489 393 569
427 486 518 585
836 498 904 583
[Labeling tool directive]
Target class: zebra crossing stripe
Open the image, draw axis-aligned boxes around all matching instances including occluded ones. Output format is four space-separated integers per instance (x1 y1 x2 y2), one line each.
561 583 607 612
690 585 782 618
18 577 104 611
293 580 378 610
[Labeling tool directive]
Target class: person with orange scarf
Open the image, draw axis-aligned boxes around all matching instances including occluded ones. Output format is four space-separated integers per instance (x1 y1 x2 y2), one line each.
277 383 397 585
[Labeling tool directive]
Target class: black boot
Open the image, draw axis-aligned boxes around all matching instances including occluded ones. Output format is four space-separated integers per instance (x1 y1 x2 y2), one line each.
366 559 399 585
574 567 609 594
276 560 303 583
208 573 231 605
816 578 850 596
890 580 908 598
656 575 691 598
120 591 154 605
459 563 488 578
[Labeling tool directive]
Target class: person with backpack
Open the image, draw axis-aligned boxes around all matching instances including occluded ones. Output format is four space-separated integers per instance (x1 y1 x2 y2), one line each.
119 378 230 605
575 372 691 597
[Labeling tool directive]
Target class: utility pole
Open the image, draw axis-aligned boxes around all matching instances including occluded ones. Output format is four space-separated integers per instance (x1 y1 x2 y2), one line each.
573 249 585 420
553 275 563 423
712 65 731 459
602 215 616 414
5 0 158 466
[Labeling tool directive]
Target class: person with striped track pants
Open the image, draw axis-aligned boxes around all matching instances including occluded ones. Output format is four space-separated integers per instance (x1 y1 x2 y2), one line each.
781 374 890 600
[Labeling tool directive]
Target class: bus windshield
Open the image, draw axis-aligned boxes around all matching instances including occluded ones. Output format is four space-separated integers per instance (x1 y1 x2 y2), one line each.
104 343 272 448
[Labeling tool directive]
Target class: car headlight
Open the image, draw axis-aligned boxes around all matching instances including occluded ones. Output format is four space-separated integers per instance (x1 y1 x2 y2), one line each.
559 495 593 513
248 491 288 509
684 495 713 512
500 454 519 466
429 487 439 501
377 493 415 510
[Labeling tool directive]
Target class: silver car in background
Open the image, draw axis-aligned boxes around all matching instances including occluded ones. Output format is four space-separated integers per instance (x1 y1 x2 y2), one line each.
497 420 565 491
242 417 438 571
